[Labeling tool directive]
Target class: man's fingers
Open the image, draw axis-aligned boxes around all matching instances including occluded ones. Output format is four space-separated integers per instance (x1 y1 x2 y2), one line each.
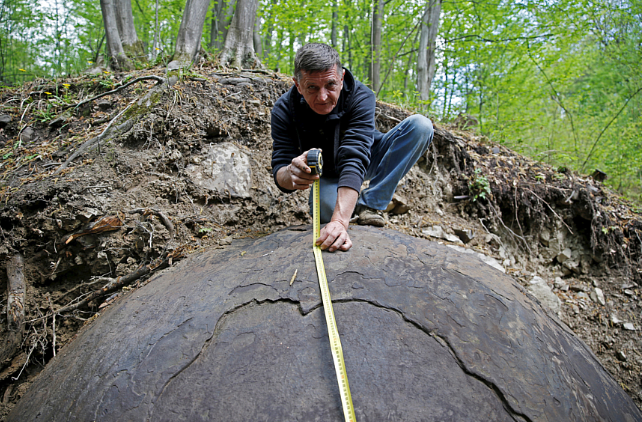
317 222 351 252
292 155 310 173
288 162 318 190
338 235 352 251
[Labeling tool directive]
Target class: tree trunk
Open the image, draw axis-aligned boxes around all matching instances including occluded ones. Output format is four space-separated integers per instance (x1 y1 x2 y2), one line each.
263 3 274 59
100 0 133 70
343 22 351 70
114 0 145 61
253 13 262 57
153 0 160 60
0 254 25 368
371 0 383 93
220 0 261 69
331 0 338 48
212 0 237 51
171 0 211 68
417 0 442 106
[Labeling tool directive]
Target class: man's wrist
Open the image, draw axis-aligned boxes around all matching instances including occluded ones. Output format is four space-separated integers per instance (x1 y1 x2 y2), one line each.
276 165 292 190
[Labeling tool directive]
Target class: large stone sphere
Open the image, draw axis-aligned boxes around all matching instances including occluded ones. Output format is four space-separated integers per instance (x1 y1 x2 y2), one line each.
8 226 641 421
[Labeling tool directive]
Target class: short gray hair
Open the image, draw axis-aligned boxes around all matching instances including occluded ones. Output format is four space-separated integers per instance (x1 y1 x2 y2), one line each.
294 43 342 81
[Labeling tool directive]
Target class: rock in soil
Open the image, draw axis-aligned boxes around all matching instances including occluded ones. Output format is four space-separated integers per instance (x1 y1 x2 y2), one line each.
7 227 640 422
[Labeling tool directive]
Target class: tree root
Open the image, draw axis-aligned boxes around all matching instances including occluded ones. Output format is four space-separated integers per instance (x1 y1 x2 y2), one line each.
487 202 533 257
55 247 185 315
65 75 165 111
54 77 168 175
127 208 175 239
54 101 136 174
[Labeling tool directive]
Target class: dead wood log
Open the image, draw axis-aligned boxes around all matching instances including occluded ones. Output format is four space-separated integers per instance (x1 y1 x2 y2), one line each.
127 208 175 238
0 254 25 368
56 247 185 315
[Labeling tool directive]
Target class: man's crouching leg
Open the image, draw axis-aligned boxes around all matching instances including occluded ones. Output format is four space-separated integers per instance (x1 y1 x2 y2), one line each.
356 114 434 225
307 177 339 224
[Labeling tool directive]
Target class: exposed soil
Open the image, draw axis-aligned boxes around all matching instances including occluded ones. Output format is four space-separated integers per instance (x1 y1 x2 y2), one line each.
0 63 640 418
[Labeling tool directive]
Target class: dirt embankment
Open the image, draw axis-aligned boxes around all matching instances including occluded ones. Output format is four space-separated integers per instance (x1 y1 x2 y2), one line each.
0 64 640 417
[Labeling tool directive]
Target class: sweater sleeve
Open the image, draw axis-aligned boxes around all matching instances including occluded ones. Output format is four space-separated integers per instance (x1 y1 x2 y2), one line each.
270 91 299 194
336 86 376 192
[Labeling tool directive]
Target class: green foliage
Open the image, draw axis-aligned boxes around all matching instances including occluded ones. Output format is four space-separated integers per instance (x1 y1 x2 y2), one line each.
469 168 491 201
0 0 640 202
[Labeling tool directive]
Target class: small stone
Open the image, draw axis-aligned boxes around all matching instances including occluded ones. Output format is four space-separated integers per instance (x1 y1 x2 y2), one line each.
554 277 565 288
20 126 35 142
219 236 233 246
0 114 11 128
485 234 502 248
576 292 589 301
422 225 445 239
616 351 627 361
539 229 551 247
527 277 561 316
530 276 546 285
593 288 606 306
623 323 636 331
388 194 410 215
443 233 464 245
453 228 475 244
611 314 622 325
97 100 112 110
624 289 635 296
557 248 572 263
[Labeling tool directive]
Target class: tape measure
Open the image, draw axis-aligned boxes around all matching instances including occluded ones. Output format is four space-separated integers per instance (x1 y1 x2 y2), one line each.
309 149 356 422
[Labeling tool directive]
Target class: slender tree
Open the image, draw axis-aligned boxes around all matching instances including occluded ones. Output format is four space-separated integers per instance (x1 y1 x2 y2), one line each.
253 13 262 57
210 0 237 51
114 0 145 60
219 0 261 68
171 0 211 68
100 0 133 70
417 0 442 106
370 0 383 93
331 0 338 48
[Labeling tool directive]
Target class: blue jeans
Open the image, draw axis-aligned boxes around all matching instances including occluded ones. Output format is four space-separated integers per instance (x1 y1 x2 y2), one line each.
308 114 434 223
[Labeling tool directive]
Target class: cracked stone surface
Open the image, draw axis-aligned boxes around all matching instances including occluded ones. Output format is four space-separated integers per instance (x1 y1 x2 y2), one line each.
8 226 641 422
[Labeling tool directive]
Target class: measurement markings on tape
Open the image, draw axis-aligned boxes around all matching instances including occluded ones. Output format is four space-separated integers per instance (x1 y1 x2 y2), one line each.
309 149 356 422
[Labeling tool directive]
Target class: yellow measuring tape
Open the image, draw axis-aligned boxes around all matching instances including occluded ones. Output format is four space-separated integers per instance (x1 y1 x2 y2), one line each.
312 175 357 422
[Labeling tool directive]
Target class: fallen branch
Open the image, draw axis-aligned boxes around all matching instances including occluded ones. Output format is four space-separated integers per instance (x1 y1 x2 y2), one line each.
65 75 166 111
56 247 185 315
127 208 175 238
47 295 56 357
0 254 25 368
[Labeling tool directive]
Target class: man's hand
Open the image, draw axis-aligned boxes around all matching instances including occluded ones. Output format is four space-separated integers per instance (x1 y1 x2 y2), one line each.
276 149 321 191
315 187 358 252
316 220 352 252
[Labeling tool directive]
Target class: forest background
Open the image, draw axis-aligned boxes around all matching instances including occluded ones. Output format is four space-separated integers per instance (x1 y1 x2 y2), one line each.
1 0 640 202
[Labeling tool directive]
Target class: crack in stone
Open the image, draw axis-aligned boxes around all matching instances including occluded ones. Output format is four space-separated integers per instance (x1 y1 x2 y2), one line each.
149 296 312 418
147 294 532 422
331 297 534 422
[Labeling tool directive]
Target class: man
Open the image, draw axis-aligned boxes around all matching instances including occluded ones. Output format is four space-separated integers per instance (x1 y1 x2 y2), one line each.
271 43 433 252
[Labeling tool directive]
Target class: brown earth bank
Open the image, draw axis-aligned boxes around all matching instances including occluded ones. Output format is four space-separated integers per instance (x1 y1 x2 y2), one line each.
0 63 640 418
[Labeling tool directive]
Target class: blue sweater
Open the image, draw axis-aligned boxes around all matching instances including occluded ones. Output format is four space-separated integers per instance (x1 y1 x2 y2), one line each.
271 68 383 193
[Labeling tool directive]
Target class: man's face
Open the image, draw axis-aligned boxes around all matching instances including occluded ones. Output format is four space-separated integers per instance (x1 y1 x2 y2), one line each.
294 66 345 115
